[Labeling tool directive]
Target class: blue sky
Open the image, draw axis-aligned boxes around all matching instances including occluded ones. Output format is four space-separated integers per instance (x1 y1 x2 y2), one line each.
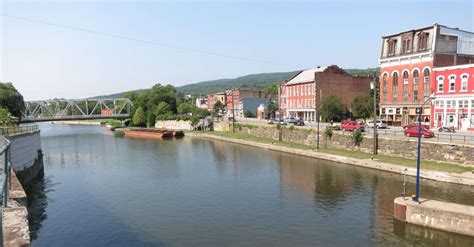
1 0 473 100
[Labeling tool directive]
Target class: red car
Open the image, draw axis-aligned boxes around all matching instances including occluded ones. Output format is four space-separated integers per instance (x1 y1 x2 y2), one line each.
341 120 365 132
403 122 430 130
404 126 434 138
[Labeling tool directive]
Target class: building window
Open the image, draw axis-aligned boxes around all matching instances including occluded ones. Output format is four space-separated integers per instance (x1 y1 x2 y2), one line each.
449 75 456 92
393 72 398 102
461 100 468 108
439 100 444 108
403 71 409 84
461 74 468 91
437 76 444 92
447 100 451 108
387 39 397 56
423 69 430 99
413 70 419 102
403 71 409 101
402 39 412 53
382 74 388 103
418 32 428 51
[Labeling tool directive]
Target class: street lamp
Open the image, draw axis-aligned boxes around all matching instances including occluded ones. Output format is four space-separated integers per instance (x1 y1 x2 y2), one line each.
413 92 436 203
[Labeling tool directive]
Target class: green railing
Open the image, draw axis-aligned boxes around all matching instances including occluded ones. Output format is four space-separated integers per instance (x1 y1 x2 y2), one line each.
0 136 11 245
0 125 39 137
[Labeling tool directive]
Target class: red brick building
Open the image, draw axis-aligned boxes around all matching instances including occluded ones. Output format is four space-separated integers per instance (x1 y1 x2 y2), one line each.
207 92 226 112
226 88 269 117
279 65 371 121
432 64 474 131
379 24 474 126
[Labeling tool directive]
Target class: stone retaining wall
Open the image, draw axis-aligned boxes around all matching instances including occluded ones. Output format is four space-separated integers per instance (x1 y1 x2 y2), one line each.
226 124 474 165
155 120 193 130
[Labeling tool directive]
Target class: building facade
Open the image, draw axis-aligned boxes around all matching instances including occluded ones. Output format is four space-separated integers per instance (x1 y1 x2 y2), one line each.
280 65 371 121
207 92 226 112
226 88 269 117
379 24 474 126
432 64 474 131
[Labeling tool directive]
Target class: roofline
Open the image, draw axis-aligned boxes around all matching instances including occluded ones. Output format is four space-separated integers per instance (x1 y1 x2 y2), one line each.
433 63 474 71
381 24 437 39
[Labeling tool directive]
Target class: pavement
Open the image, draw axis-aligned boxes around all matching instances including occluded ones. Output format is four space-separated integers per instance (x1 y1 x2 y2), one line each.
228 117 474 144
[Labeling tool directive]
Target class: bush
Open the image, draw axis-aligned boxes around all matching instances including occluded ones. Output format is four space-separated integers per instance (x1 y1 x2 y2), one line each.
324 127 333 139
243 110 255 118
352 129 364 146
289 125 295 131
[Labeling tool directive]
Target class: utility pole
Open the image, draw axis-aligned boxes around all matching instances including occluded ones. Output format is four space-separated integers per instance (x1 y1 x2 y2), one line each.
314 72 320 150
232 91 235 133
278 83 282 141
372 73 378 155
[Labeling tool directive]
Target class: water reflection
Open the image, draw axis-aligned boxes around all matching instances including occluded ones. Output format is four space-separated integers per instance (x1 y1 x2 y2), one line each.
30 124 474 246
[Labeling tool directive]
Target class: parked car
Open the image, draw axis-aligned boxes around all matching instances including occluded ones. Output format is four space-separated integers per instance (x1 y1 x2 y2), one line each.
403 122 429 130
365 120 388 129
267 118 286 125
403 126 434 138
284 118 304 126
341 120 365 132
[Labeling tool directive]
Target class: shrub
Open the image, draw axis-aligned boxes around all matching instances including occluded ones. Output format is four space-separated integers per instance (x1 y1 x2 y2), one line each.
289 125 295 131
352 129 364 146
324 127 333 139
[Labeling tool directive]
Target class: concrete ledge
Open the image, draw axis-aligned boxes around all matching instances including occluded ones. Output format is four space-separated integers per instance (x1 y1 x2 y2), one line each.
2 170 30 246
187 133 474 186
394 197 474 237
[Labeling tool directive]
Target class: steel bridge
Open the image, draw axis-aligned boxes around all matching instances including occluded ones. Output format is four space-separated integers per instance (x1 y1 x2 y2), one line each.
21 98 133 123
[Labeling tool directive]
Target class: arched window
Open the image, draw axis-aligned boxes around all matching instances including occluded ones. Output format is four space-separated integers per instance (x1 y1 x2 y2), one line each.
461 74 468 91
393 72 399 102
403 71 409 101
418 32 428 51
437 76 445 92
413 70 419 102
382 74 388 103
423 69 430 99
448 75 456 92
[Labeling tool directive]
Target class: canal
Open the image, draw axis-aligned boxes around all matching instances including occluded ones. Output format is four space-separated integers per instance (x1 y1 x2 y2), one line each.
28 124 473 246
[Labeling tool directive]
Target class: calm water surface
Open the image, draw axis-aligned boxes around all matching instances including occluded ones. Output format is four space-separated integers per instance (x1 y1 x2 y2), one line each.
29 124 474 246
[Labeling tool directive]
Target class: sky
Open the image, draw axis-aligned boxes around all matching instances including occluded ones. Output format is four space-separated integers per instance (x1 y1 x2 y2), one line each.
1 0 473 100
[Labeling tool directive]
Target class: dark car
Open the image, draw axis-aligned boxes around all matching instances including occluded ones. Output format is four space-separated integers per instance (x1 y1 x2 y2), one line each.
404 126 434 138
285 118 304 126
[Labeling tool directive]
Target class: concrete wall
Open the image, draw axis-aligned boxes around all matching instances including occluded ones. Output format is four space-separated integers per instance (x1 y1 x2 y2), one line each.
8 131 42 171
155 120 193 130
394 197 474 237
227 124 474 165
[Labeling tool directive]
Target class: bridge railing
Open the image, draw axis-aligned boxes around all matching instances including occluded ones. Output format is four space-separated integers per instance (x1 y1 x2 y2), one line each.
0 125 39 137
0 136 11 243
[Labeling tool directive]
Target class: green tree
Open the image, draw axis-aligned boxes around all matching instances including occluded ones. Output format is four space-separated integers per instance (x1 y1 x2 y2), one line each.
177 102 195 115
266 100 278 119
263 84 278 96
146 111 156 128
0 107 14 125
319 94 344 122
132 106 145 126
155 102 171 116
0 82 25 119
243 110 255 118
351 92 372 120
212 101 225 116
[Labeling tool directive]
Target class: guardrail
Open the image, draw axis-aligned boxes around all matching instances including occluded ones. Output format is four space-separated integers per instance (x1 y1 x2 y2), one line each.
0 136 11 244
0 125 39 137
362 128 474 144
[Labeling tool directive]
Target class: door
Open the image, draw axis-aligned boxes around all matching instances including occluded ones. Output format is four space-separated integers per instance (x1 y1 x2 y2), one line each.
436 113 442 128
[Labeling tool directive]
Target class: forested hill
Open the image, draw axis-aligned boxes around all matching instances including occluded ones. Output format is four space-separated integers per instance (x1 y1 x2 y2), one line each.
92 68 377 99
175 71 299 95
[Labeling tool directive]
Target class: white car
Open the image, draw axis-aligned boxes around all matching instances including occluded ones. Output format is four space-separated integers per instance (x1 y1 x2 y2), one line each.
365 120 388 129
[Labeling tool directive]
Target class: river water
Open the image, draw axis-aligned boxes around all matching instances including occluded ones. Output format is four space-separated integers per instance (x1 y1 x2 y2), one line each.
28 124 473 246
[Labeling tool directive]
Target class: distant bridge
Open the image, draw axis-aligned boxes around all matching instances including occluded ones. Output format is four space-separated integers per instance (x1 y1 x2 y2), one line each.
21 98 133 123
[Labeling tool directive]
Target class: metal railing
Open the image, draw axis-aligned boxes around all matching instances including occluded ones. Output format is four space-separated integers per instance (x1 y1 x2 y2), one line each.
0 136 11 244
362 128 474 144
0 125 39 137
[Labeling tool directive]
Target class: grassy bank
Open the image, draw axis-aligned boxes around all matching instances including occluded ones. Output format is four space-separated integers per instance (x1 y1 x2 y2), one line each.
200 131 471 174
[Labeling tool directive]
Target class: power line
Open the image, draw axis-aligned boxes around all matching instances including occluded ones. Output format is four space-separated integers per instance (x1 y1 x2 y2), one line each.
1 13 299 68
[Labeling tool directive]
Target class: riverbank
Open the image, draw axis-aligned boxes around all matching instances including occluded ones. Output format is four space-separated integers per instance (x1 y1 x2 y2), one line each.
188 132 474 186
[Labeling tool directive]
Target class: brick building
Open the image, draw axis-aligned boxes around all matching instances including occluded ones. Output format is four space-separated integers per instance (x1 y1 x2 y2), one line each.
432 64 474 131
279 65 371 121
226 88 269 117
379 24 474 127
207 92 226 112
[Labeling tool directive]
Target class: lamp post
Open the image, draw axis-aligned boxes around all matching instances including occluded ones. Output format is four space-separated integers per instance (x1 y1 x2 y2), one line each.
371 73 378 155
413 93 436 203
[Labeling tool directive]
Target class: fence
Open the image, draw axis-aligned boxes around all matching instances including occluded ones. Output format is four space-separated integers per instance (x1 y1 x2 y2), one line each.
361 128 474 144
0 125 39 137
0 136 11 244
